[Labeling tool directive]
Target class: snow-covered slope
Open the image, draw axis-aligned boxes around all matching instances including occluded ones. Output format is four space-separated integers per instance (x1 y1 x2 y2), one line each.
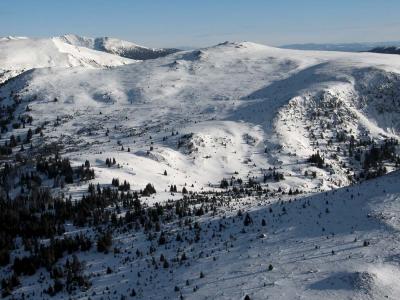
0 36 135 83
4 166 400 299
57 34 180 60
0 36 28 42
84 170 400 299
2 41 400 195
1 38 400 299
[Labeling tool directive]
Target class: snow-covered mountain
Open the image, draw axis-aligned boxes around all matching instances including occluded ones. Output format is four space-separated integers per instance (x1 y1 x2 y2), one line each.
57 34 180 60
1 37 400 299
0 36 28 42
369 46 400 55
0 36 135 84
3 41 400 192
282 41 400 52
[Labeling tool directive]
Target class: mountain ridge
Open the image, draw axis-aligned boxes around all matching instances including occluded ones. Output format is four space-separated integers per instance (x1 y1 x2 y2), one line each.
56 34 181 60
282 41 400 52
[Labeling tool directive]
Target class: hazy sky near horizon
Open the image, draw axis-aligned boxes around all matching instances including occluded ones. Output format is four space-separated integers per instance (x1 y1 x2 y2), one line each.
1 0 400 48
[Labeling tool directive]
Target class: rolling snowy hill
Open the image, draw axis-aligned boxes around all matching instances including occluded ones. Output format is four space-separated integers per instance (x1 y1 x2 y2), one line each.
2 41 400 194
1 37 400 299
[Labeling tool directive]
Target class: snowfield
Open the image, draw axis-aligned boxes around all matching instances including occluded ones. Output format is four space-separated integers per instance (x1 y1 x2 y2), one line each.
1 36 400 299
0 36 135 84
3 40 400 195
81 171 399 300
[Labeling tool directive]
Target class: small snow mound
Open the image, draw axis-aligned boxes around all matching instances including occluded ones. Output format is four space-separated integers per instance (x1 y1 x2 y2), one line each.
134 150 166 162
211 40 275 51
310 268 400 299
309 271 376 292
178 50 207 62
351 271 377 293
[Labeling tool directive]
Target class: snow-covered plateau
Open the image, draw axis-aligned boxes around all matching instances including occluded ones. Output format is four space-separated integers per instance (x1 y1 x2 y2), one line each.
1 35 400 299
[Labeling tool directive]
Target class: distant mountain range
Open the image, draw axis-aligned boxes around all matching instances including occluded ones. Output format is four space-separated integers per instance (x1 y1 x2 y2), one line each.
57 34 180 60
369 46 400 55
281 41 400 52
0 34 182 84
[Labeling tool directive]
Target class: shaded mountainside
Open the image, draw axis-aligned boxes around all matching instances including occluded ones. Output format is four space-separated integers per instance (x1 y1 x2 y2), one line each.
282 41 400 52
369 46 400 55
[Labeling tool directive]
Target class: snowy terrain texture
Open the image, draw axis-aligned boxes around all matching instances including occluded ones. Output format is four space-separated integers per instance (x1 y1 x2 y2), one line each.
1 35 400 299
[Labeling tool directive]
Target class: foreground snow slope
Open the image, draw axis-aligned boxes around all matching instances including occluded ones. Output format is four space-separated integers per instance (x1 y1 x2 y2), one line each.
88 171 400 299
2 41 400 200
7 170 400 299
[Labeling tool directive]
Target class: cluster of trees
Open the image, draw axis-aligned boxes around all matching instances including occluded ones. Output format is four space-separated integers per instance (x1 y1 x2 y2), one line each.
0 97 19 134
0 96 40 155
1 233 92 296
0 175 138 295
220 172 286 192
1 274 20 297
97 232 113 253
76 160 95 181
43 254 91 296
361 138 399 179
0 130 38 155
142 183 156 196
263 171 285 182
308 151 325 168
36 155 74 183
105 157 117 167
220 179 229 189
36 155 95 185
335 133 399 181
12 234 92 276
111 178 131 191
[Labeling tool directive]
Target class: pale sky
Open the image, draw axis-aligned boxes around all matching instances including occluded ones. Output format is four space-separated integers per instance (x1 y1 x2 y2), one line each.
1 0 400 48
